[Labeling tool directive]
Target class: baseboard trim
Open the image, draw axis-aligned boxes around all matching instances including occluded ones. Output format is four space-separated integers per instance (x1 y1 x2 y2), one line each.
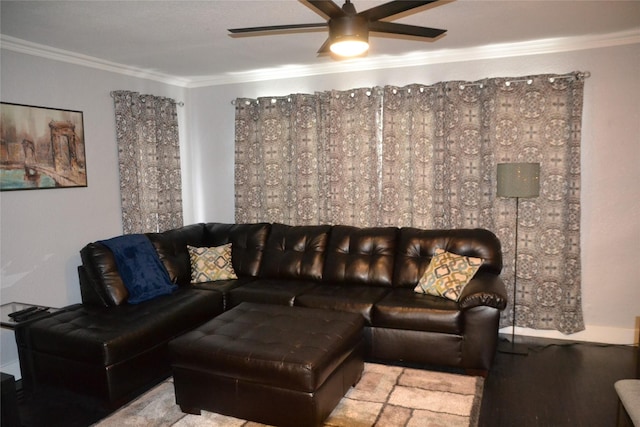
500 325 637 346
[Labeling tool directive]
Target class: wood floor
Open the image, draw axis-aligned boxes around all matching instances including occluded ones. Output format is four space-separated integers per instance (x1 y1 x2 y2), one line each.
479 336 639 427
11 336 639 427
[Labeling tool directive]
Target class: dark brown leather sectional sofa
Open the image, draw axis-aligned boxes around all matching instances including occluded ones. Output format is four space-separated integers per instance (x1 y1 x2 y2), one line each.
16 222 507 408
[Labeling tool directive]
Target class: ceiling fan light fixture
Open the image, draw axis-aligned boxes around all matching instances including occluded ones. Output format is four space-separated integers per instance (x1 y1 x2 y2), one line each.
229 1 448 58
329 15 369 57
330 38 369 57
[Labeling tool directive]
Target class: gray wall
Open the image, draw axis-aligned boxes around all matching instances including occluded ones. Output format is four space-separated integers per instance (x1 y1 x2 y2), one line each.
0 49 186 377
1 41 639 378
185 43 640 344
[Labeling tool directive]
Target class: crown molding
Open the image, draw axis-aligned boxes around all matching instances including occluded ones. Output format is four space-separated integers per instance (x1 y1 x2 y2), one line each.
2 29 639 89
187 28 640 87
0 35 191 87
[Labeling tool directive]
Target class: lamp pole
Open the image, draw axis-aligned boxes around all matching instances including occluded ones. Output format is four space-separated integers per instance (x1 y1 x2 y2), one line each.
496 162 540 356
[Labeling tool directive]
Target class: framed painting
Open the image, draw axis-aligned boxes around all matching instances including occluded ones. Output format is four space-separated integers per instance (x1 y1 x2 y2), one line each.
0 102 87 191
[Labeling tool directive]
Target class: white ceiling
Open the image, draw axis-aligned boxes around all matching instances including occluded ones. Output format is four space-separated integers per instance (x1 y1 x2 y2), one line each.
1 0 639 84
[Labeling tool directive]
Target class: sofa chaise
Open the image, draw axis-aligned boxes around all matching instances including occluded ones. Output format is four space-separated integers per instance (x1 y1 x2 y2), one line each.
16 222 507 408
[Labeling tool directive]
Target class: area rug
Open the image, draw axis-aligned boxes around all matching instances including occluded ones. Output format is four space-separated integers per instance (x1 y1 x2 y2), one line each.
94 363 483 427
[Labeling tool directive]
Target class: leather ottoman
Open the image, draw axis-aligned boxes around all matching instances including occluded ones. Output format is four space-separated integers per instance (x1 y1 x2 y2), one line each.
168 302 365 427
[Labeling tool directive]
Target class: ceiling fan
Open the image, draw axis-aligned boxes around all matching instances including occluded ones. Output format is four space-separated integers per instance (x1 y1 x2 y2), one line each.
228 0 447 57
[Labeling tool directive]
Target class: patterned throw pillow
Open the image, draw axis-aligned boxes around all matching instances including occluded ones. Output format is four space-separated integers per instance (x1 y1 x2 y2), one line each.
414 248 483 301
188 244 238 283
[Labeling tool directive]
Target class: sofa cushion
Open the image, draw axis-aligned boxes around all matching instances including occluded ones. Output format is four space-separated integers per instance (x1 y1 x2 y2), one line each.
188 244 238 282
227 278 318 309
192 276 257 311
414 249 482 301
322 226 398 287
294 284 389 325
147 223 208 286
80 242 130 306
373 289 462 334
393 228 502 289
259 223 331 281
23 288 224 366
204 223 270 277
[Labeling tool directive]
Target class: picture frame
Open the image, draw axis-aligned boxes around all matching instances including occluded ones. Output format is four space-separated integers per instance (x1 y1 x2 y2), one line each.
1 102 87 191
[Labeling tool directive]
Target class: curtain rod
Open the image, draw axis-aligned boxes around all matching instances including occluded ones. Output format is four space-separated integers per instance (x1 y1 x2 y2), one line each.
109 91 184 107
459 71 591 89
230 71 591 104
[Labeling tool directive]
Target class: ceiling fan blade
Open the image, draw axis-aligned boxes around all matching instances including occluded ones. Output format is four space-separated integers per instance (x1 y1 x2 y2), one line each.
229 23 327 34
359 0 438 21
368 21 446 38
306 0 345 19
317 38 332 53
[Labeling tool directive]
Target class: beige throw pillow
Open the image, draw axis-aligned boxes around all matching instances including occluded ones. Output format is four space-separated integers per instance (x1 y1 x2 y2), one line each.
188 244 238 283
414 248 483 301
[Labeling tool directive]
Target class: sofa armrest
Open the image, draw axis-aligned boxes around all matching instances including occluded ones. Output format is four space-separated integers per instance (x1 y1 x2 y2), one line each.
78 265 111 307
458 272 508 310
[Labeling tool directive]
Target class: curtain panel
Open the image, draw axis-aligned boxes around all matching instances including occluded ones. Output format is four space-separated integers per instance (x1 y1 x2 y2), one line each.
234 73 585 334
318 89 383 226
112 91 183 234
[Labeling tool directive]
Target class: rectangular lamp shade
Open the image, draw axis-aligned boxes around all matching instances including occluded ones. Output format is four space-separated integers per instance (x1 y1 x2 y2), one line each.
497 163 540 198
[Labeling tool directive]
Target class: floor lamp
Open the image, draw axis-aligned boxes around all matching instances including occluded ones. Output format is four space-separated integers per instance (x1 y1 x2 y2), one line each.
497 162 540 355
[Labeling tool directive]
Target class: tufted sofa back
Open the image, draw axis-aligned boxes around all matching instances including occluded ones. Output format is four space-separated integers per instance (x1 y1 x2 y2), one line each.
80 224 208 306
259 223 331 281
79 223 271 307
204 223 270 278
322 226 398 287
393 228 503 289
147 223 209 286
78 222 502 306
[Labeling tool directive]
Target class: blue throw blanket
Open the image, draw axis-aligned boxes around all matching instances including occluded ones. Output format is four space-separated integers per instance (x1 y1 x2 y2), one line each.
99 234 176 304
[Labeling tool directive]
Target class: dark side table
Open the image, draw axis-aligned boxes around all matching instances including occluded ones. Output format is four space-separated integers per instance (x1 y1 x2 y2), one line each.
1 372 20 427
1 302 59 427
1 302 59 329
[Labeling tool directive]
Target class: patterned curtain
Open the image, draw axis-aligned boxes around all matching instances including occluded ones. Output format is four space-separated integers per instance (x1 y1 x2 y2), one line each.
234 95 302 224
235 89 382 225
317 88 383 226
487 76 585 334
112 91 183 233
380 84 440 228
234 72 586 334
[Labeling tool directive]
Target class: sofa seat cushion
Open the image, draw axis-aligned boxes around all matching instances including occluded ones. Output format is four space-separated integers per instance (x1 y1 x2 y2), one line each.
294 284 389 325
373 289 462 334
25 288 224 366
192 276 256 310
227 279 318 308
